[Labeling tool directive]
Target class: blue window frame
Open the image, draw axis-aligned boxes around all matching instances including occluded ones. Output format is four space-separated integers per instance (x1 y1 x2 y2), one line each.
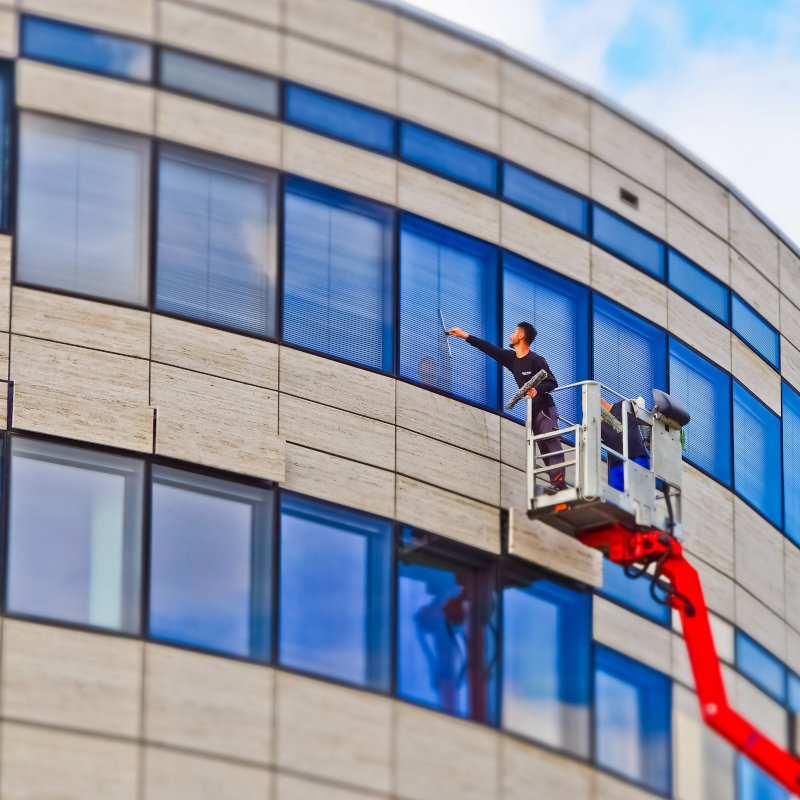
784 383 800 546
667 249 729 324
502 253 589 423
669 338 732 485
737 756 788 800
594 646 672 794
279 495 392 689
159 50 279 116
149 466 273 660
600 560 671 624
732 295 780 370
503 164 588 234
283 178 394 372
735 631 786 702
399 214 499 407
733 381 782 527
501 571 591 755
285 84 394 153
21 15 152 81
593 206 665 279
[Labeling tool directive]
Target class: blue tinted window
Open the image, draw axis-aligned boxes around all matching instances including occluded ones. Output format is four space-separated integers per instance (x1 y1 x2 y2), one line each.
279 496 392 689
283 178 394 371
399 214 499 406
503 164 588 234
669 338 732 484
732 295 780 369
668 250 729 323
401 123 497 192
593 206 665 278
149 467 273 660
160 50 279 115
788 673 800 712
595 646 672 794
736 632 786 702
738 756 788 800
156 146 278 337
286 84 394 153
0 63 10 230
784 383 800 546
601 560 671 624
22 16 151 80
502 575 591 755
733 381 782 527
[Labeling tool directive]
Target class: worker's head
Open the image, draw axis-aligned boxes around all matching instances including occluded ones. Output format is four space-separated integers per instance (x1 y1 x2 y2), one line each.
510 322 536 347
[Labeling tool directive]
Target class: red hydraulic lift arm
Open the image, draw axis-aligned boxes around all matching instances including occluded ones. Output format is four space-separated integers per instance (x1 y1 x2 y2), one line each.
580 524 800 796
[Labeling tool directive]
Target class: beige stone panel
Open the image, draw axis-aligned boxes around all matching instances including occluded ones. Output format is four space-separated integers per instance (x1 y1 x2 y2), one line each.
399 74 499 151
276 671 392 794
12 287 150 359
785 540 800 636
591 158 666 238
508 508 603 587
285 35 396 113
730 248 780 329
731 335 781 413
0 234 9 332
781 294 800 349
280 346 396 423
500 462 526 511
666 149 729 240
0 9 16 58
730 197 779 284
279 393 395 471
736 677 787 747
396 475 500 553
594 772 655 800
501 204 591 285
151 315 279 389
501 59 590 150
399 164 500 243
1 620 142 738
156 92 282 168
276 774 386 800
396 381 500 459
681 464 734 575
284 443 394 518
782 336 800 391
395 703 499 800
667 204 729 283
17 60 155 134
736 585 785 660
182 0 280 26
21 0 154 37
667 290 731 371
283 126 396 205
780 241 800 311
144 644 272 764
591 245 668 327
143 746 272 800
593 596 672 675
500 416 526 470
287 0 396 64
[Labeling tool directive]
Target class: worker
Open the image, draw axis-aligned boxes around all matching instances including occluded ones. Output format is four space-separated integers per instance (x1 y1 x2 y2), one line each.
600 397 650 491
447 322 567 492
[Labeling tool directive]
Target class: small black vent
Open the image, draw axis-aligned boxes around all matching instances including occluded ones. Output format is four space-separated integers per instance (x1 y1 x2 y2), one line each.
620 188 639 209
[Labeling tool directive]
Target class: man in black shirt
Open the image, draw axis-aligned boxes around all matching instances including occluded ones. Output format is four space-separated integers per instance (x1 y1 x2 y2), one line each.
600 397 650 491
448 322 567 491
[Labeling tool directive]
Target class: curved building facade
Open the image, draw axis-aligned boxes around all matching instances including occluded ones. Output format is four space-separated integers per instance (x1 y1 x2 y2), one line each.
0 1 796 798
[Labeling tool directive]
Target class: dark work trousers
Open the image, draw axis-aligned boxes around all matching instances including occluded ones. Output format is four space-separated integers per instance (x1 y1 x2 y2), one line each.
534 405 565 483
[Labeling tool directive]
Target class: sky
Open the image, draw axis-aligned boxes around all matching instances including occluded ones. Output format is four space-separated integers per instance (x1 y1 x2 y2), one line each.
405 0 800 248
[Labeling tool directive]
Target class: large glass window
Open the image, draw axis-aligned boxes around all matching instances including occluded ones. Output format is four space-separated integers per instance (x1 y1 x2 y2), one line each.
156 145 278 337
592 206 665 279
667 249 729 324
0 62 11 231
783 382 800 546
600 560 671 624
7 438 144 632
283 178 394 371
17 113 150 305
735 631 786 703
501 569 591 755
738 756 788 800
733 381 782 527
594 646 672 794
669 338 732 485
149 467 273 660
732 295 780 370
399 214 499 406
279 495 392 689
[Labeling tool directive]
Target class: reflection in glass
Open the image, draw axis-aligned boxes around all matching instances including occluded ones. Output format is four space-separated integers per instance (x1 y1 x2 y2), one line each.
736 632 786 702
738 756 788 800
601 560 670 624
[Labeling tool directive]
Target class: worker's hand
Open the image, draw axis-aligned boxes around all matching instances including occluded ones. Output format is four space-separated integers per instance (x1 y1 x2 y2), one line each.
527 387 538 398
448 327 469 339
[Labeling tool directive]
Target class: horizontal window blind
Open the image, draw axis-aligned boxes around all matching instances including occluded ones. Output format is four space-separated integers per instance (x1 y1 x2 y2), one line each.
667 249 729 324
593 206 665 278
732 294 780 369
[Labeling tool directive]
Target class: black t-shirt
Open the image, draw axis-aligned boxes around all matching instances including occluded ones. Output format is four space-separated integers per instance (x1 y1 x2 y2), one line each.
601 400 648 468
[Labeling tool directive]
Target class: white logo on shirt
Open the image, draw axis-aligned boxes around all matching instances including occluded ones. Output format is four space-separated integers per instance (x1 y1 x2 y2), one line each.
522 371 531 375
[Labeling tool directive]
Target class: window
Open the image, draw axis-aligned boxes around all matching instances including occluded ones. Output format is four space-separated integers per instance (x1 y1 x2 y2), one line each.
592 206 665 279
401 123 497 192
594 646 672 794
399 214 499 406
149 467 273 660
503 164 588 234
669 338 732 485
732 295 780 370
735 631 786 702
156 145 278 336
667 249 729 324
397 528 498 722
733 381 782 527
283 178 394 371
285 84 394 153
279 495 392 689
788 672 800 711
784 383 800 546
737 756 788 800
600 560 671 624
159 50 279 116
7 438 144 632
501 569 591 755
17 113 150 305
0 62 11 230
21 15 152 81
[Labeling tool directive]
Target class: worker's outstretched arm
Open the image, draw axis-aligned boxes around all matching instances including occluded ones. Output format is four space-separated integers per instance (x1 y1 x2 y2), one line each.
448 328 510 367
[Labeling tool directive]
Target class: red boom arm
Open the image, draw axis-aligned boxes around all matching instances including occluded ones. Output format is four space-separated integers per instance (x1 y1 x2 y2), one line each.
580 525 800 795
